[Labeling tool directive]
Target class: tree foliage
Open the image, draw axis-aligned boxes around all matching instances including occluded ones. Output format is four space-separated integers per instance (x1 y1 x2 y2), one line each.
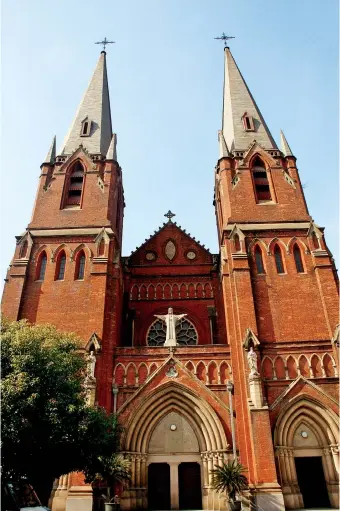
1 319 120 504
210 460 248 503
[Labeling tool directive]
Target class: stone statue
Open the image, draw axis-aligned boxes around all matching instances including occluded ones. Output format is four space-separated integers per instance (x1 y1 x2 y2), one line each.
154 307 187 347
247 346 259 376
87 350 96 379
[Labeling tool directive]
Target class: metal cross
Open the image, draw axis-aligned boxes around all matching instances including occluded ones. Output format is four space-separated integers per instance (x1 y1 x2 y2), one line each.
164 210 176 222
214 33 235 48
95 37 115 51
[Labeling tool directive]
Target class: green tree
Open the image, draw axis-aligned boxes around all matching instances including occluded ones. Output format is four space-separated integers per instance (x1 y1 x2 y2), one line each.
1 319 120 505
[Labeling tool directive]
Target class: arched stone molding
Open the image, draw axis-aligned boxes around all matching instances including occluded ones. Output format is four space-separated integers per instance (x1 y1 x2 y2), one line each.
70 243 92 262
274 396 339 509
51 244 71 262
94 227 110 258
247 237 268 256
228 224 246 254
322 353 337 377
121 382 229 510
307 221 324 251
32 244 53 262
268 237 289 256
287 237 309 255
84 332 101 353
16 231 33 261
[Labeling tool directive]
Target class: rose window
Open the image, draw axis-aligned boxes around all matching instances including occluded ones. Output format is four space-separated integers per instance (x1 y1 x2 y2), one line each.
147 317 198 346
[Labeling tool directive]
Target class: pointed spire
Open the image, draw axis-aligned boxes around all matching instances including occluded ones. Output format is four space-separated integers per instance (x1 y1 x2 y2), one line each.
280 130 294 156
61 51 112 156
106 133 117 161
222 47 277 153
218 130 231 158
44 135 56 164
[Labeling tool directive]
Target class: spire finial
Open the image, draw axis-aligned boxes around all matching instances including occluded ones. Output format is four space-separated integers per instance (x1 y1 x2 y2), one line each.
95 37 115 52
164 210 176 222
214 32 235 48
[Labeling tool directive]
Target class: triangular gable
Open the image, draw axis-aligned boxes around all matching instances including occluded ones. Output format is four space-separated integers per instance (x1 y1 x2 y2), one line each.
243 328 260 350
241 140 279 167
117 354 230 415
269 375 338 412
129 220 212 264
56 145 97 174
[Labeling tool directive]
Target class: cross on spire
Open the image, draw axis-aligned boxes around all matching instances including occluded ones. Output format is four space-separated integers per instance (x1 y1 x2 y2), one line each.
95 37 115 52
164 210 176 222
214 32 235 48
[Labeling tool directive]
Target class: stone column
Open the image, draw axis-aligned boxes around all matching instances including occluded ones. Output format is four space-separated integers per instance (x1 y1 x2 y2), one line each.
169 462 179 510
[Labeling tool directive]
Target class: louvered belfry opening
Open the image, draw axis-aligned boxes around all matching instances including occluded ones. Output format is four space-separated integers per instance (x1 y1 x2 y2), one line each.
252 157 272 201
67 161 84 206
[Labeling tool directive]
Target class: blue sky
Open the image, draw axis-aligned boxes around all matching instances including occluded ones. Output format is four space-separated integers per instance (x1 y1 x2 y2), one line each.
1 0 339 290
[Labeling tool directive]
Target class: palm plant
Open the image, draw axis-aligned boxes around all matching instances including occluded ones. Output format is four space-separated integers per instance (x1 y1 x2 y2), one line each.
211 459 248 510
93 453 131 505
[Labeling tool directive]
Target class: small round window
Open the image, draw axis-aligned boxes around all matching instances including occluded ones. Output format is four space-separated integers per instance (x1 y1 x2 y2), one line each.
147 317 198 346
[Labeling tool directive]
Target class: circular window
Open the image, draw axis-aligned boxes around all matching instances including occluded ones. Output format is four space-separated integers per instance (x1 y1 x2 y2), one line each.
186 251 196 260
147 317 198 346
145 251 156 261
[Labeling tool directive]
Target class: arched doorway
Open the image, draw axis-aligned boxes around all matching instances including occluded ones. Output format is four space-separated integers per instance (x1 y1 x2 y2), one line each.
121 382 230 510
274 396 339 509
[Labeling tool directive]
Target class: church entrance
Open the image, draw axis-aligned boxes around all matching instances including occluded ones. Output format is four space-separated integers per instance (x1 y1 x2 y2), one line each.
295 457 331 509
178 462 202 510
148 463 171 510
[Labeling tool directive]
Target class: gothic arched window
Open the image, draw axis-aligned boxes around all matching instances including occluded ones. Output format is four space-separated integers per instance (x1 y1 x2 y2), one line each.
65 161 84 207
274 245 284 274
293 244 304 273
75 251 86 280
147 317 198 346
56 251 66 280
252 157 272 202
36 252 47 281
254 245 265 274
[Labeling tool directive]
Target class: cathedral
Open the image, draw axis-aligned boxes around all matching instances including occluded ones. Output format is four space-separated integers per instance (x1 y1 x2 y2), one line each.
2 44 339 511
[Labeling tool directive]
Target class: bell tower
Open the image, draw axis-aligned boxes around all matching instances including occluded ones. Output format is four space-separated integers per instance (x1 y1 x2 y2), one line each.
215 46 339 509
2 50 124 408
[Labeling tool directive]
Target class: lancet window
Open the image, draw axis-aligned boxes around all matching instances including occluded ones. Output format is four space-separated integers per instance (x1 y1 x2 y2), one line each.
254 245 265 274
252 157 272 201
65 161 84 207
75 251 86 280
56 252 66 280
274 245 284 274
37 252 47 281
293 245 304 273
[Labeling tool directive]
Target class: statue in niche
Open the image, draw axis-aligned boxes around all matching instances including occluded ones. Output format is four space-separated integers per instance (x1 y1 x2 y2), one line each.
247 346 259 377
87 350 96 379
154 307 187 347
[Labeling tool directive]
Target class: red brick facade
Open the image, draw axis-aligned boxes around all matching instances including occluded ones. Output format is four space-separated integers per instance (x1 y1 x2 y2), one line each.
2 50 339 510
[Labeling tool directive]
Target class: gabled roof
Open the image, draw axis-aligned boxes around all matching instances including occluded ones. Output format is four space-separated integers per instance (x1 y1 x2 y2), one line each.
129 219 211 257
60 51 112 157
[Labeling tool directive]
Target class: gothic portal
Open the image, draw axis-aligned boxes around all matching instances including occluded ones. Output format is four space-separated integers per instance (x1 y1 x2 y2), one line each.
2 46 339 511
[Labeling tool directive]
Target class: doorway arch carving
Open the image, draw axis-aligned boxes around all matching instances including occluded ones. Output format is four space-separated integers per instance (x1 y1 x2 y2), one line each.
274 395 339 509
121 382 230 510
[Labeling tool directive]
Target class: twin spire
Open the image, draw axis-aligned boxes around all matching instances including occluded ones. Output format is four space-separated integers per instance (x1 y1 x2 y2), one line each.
44 45 294 165
220 46 294 158
59 51 115 159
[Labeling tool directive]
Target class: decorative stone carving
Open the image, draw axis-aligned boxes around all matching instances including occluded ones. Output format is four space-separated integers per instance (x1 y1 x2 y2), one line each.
166 362 178 378
165 240 176 261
